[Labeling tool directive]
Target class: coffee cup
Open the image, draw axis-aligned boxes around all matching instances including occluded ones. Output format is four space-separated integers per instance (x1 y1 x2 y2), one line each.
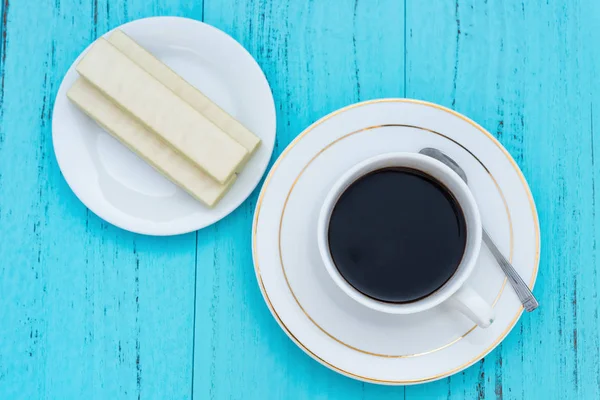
317 152 495 328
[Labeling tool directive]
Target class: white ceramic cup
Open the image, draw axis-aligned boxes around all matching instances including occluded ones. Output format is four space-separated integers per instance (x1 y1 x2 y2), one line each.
317 152 495 328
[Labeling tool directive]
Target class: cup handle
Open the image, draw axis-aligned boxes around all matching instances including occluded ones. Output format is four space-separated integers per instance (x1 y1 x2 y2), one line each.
447 285 495 328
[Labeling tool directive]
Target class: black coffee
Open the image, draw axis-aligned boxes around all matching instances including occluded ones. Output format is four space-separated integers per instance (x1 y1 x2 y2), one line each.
327 167 467 303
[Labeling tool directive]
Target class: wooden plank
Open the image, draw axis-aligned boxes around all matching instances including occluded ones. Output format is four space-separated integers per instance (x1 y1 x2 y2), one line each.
406 0 599 398
581 1 600 398
193 0 405 398
0 1 203 398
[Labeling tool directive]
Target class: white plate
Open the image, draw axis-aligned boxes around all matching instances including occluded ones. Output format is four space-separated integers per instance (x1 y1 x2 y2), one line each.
52 17 276 235
252 99 540 384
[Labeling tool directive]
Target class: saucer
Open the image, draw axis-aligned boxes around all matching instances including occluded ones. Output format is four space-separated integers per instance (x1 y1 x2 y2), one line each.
52 17 276 235
252 99 540 384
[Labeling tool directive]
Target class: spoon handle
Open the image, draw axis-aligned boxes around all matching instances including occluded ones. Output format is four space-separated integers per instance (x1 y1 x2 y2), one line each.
482 228 539 312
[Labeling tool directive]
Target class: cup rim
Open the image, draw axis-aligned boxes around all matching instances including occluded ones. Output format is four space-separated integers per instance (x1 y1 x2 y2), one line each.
317 152 483 314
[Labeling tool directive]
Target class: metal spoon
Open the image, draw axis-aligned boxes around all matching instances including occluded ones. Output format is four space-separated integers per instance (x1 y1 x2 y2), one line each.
419 147 539 312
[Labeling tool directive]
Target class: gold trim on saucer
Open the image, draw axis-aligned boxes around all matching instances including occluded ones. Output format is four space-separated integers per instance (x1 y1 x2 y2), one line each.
278 123 511 358
252 98 540 384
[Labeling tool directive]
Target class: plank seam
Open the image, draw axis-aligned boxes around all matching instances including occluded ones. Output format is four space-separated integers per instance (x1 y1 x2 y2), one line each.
191 231 199 399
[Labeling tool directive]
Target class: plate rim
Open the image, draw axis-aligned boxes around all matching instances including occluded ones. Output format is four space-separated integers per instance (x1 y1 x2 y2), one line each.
51 16 276 236
252 98 540 385
278 123 513 358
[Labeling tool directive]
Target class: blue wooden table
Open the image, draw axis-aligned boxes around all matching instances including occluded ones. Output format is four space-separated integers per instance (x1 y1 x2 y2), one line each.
0 1 598 399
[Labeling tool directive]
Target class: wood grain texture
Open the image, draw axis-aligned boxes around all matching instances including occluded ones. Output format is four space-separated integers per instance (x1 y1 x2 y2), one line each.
0 0 599 398
0 1 202 399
